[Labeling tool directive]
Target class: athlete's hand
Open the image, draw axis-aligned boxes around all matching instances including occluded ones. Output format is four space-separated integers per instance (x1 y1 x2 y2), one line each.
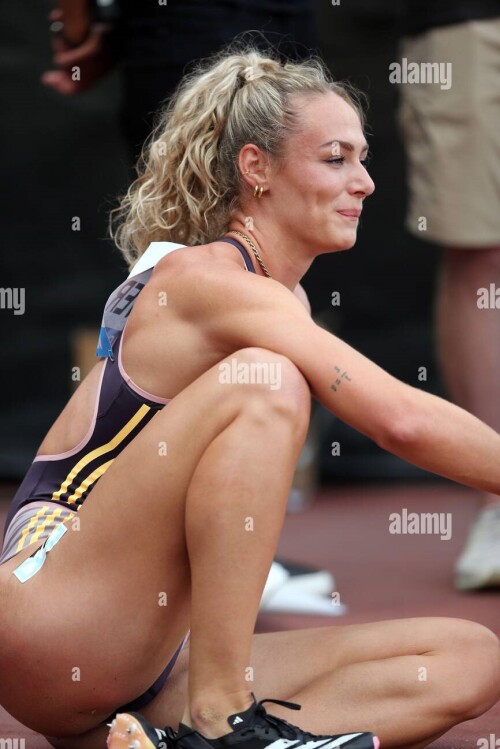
41 8 117 95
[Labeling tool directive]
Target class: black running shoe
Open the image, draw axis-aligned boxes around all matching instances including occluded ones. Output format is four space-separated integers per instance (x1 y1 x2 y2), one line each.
107 693 379 749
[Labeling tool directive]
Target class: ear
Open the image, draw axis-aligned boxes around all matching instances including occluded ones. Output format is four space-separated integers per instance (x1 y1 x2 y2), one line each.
238 143 270 184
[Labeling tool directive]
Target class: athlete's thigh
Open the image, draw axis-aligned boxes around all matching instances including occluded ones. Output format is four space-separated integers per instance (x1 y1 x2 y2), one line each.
256 616 497 695
135 617 464 728
0 395 197 702
34 615 496 742
0 361 256 730
249 618 469 699
3 353 251 633
1 348 305 733
42 616 485 749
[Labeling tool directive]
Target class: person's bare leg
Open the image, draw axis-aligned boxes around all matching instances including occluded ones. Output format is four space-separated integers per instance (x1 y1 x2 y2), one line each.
274 627 499 748
181 364 311 736
0 347 310 737
435 246 500 586
48 617 500 749
241 618 500 749
435 245 500 509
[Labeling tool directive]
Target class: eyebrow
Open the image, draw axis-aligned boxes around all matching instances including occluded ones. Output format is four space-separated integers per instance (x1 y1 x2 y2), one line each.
319 139 369 155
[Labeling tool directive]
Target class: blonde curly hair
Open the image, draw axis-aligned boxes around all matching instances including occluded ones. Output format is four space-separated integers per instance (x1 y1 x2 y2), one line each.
109 39 367 270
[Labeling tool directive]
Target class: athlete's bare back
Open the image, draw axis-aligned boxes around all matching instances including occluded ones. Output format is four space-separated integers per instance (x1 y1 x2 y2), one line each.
36 240 272 458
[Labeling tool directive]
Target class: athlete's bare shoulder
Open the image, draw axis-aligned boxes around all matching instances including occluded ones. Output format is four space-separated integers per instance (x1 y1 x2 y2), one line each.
149 239 310 325
152 239 249 280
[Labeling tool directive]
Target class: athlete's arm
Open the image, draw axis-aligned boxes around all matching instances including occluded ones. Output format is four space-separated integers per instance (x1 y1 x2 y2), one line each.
293 283 311 315
180 266 500 498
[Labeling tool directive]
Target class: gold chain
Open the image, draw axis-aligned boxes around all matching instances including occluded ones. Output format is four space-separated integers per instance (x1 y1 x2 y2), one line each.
227 230 272 279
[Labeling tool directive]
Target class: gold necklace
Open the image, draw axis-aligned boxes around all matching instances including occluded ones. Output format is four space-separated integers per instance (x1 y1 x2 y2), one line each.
227 230 272 279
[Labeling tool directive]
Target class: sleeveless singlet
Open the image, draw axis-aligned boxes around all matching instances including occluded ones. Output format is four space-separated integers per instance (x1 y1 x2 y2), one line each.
2 237 256 541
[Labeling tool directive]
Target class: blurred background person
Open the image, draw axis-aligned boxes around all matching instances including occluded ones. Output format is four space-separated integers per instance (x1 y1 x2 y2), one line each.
398 0 500 590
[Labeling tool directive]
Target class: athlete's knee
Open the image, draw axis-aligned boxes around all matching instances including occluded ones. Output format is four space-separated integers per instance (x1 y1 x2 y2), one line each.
222 347 311 434
442 619 500 720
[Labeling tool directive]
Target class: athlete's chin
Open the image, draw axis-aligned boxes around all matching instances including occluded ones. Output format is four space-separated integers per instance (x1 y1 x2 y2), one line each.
332 231 358 252
312 227 358 255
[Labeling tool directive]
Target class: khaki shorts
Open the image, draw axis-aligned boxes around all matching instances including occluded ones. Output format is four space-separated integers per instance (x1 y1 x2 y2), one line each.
398 18 500 247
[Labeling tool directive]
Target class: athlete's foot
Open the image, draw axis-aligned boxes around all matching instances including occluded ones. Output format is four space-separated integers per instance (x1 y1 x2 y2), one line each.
106 693 380 749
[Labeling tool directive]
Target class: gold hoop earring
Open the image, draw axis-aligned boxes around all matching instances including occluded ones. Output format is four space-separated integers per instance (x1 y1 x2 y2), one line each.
253 185 264 198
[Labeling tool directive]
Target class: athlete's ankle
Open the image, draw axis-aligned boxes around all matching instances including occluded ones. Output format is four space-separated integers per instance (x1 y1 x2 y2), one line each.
183 690 254 739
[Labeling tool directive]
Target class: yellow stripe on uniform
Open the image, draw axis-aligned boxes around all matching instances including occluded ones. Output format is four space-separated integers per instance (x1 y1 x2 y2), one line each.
65 459 114 505
51 404 151 502
15 506 52 552
29 506 64 545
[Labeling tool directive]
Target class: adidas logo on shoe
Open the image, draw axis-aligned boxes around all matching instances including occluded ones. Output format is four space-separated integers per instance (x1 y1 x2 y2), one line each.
231 717 244 725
